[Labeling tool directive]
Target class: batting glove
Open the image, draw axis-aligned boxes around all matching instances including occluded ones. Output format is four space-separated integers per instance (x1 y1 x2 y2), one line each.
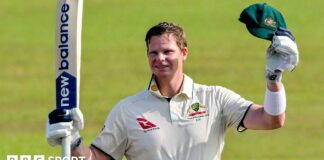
46 108 84 149
266 27 299 83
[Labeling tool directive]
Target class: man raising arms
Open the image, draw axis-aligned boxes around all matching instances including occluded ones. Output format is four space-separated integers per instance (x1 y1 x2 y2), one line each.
47 21 298 160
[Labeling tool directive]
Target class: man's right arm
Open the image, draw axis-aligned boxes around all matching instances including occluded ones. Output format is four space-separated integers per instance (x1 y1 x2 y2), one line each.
46 108 112 160
72 145 112 160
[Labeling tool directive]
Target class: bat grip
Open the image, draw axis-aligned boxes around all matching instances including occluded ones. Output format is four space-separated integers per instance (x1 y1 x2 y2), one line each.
62 135 71 158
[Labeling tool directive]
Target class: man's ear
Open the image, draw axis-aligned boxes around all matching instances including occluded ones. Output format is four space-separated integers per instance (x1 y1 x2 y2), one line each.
182 47 188 61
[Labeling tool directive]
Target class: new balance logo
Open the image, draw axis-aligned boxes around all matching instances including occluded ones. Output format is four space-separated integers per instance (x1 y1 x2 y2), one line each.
136 118 160 132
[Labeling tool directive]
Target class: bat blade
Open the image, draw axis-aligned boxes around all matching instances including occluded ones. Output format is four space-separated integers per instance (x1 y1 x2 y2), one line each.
55 0 83 157
55 0 83 110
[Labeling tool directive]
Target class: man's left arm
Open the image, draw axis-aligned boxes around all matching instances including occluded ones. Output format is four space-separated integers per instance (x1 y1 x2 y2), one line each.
243 82 286 130
243 28 298 130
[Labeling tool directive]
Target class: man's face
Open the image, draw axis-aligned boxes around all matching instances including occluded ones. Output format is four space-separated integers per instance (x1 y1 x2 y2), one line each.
147 34 188 79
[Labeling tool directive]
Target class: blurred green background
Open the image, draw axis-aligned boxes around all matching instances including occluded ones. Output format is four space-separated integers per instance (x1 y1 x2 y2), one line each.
0 0 323 159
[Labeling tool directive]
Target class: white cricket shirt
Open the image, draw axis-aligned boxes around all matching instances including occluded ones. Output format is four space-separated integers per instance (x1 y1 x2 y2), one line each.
92 75 253 160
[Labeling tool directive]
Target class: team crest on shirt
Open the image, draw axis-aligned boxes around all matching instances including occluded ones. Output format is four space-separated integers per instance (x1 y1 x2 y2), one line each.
136 118 160 133
186 102 209 119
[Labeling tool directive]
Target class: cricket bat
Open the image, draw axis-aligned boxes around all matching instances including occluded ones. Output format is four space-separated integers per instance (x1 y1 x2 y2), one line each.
55 0 83 158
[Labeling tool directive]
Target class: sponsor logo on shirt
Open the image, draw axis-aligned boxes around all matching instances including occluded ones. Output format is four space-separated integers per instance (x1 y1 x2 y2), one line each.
136 118 160 132
186 102 209 119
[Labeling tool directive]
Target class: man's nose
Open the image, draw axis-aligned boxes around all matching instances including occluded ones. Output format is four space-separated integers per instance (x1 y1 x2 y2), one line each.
156 53 166 61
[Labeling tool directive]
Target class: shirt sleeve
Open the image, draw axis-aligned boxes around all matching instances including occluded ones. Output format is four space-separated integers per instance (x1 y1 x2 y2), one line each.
92 101 128 160
217 86 253 130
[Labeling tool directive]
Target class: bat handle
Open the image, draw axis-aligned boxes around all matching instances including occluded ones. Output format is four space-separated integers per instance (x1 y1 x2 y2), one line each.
62 135 71 158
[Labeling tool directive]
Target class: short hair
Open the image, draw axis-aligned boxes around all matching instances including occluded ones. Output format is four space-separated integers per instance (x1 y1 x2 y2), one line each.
145 22 187 50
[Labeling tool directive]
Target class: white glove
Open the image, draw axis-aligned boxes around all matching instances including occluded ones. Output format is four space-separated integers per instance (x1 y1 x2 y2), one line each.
266 27 299 83
46 108 84 147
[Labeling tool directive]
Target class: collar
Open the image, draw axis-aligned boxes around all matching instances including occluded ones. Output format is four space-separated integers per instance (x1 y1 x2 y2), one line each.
148 74 194 99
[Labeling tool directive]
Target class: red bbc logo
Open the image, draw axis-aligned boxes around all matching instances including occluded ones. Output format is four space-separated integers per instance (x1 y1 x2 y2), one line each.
136 118 156 129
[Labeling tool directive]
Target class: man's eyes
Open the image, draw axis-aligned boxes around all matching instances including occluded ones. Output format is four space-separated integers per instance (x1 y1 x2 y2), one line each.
164 50 174 54
148 51 158 55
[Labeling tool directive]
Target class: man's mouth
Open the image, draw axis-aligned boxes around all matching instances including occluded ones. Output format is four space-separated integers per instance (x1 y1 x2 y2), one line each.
154 64 169 70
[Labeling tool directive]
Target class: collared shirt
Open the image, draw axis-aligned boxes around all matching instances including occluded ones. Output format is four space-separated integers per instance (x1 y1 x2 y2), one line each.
92 75 253 160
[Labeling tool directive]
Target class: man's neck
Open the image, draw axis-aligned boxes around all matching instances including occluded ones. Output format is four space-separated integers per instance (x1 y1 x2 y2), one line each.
155 73 184 98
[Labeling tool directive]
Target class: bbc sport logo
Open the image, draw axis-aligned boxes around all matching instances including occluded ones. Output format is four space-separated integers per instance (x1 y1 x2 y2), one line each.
7 155 86 160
